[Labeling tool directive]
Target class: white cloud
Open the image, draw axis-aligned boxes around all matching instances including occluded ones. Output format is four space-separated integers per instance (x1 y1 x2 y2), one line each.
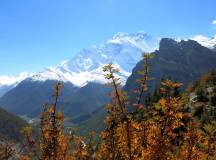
0 72 33 86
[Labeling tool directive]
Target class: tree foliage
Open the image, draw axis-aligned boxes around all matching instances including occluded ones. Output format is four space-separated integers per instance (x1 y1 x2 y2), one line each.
1 54 216 160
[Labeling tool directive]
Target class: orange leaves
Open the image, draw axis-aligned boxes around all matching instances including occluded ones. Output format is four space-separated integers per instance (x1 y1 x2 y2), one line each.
57 111 63 121
14 63 216 159
131 121 140 130
49 106 55 114
176 112 183 119
159 98 167 107
180 121 206 160
22 78 212 159
105 103 113 111
161 79 183 89
19 155 30 160
38 82 76 160
160 79 183 97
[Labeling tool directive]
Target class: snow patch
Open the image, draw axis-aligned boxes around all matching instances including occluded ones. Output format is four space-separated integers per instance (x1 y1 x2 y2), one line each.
192 35 216 49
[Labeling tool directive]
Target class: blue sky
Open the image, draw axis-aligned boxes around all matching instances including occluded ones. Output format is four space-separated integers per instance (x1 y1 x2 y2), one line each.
0 0 216 75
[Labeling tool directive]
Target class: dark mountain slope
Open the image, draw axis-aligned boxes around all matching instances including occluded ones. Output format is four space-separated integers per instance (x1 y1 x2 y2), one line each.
61 82 111 117
0 80 79 117
124 39 216 99
0 107 27 142
1 38 216 128
0 80 110 119
80 39 216 134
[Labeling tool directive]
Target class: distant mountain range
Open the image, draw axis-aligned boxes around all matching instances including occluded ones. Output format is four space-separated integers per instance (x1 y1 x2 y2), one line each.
1 32 215 98
0 32 216 123
0 32 159 95
0 32 159 118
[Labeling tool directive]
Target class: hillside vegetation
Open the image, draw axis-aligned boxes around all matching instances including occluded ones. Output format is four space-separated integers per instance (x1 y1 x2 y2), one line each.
1 54 216 160
0 107 27 142
1 38 216 124
189 70 216 124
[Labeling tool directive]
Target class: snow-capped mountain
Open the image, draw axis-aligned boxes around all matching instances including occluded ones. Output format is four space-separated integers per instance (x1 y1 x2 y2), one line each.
1 32 215 96
2 33 216 118
192 35 216 49
27 32 160 86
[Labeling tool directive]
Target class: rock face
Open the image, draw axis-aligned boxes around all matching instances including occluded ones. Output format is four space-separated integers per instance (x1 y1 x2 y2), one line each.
75 38 216 133
1 34 216 123
124 38 216 102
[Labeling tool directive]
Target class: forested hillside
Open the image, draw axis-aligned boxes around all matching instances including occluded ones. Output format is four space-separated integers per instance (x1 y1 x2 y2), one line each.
0 107 27 142
1 55 215 160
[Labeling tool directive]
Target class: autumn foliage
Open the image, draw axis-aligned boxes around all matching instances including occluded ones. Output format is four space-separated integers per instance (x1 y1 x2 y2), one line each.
1 53 216 160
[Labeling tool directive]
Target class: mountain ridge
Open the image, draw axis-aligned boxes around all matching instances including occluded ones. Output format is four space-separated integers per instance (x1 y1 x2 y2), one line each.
1 37 216 121
125 38 216 101
0 32 216 97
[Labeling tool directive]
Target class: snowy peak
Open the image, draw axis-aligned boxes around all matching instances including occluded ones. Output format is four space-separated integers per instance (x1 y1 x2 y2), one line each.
192 35 216 49
24 33 216 88
1 32 216 90
28 66 106 87
66 32 159 72
2 32 216 89
109 32 156 43
25 32 159 87
108 32 159 52
28 62 130 87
